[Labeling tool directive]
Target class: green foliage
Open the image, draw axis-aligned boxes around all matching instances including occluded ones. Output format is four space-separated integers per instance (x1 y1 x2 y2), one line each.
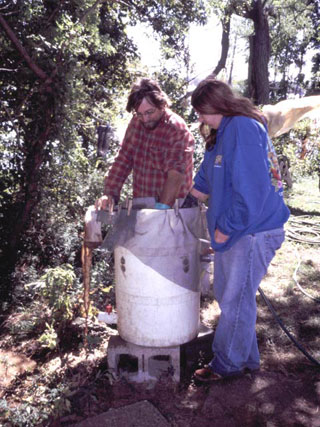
0 0 209 304
0 381 72 426
38 322 58 350
284 176 320 215
273 118 320 180
204 0 318 99
34 264 76 318
192 126 207 173
26 264 80 349
7 317 39 339
128 0 207 54
4 301 48 345
268 0 319 99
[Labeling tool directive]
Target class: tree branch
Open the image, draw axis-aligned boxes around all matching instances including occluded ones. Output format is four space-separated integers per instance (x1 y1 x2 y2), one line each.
0 67 17 72
78 0 105 24
0 13 49 81
53 0 106 76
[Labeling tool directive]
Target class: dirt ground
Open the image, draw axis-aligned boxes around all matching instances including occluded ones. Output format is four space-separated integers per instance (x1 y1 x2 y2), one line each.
1 236 320 426
3 326 318 427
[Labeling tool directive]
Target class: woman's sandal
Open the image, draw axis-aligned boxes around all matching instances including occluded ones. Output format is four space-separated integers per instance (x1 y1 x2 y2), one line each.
194 365 224 382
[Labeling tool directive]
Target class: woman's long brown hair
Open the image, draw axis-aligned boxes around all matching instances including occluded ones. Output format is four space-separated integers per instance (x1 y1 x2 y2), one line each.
191 77 267 150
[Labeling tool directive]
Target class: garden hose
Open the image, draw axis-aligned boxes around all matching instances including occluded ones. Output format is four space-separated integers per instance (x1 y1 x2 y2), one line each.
292 246 320 303
286 215 320 244
286 215 320 302
258 286 320 367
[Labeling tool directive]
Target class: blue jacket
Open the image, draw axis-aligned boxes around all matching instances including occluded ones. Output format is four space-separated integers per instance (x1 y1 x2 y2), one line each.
193 116 290 252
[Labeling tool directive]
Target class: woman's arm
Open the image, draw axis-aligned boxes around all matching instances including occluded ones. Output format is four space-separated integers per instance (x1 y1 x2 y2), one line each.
190 187 209 202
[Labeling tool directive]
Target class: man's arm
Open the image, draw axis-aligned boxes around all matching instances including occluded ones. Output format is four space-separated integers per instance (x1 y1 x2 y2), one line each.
158 169 184 207
103 145 133 198
96 123 134 210
158 173 211 208
95 152 132 210
162 116 194 204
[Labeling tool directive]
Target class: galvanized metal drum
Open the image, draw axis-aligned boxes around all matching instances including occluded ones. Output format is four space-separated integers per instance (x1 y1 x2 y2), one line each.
114 206 202 347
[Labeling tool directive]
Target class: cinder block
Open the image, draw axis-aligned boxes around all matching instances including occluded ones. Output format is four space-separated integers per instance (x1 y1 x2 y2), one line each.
107 335 180 382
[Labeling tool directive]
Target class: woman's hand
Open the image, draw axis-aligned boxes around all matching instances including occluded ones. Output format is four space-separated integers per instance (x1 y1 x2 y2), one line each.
214 228 229 243
190 187 209 202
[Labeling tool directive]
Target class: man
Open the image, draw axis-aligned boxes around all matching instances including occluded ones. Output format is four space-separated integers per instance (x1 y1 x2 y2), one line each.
96 78 194 210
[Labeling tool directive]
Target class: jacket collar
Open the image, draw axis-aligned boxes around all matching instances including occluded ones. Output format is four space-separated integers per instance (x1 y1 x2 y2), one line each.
217 116 232 134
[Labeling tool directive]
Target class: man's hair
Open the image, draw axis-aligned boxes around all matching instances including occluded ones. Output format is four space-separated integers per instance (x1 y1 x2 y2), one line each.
191 76 266 150
126 78 170 112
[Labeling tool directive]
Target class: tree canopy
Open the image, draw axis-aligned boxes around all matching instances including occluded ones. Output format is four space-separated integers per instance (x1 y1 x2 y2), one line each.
206 0 319 103
0 0 206 301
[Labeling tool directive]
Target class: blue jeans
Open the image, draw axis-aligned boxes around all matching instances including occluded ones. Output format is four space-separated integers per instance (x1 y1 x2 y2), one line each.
210 228 285 376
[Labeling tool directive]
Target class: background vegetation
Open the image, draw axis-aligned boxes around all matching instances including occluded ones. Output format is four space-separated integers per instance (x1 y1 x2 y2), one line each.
0 1 319 424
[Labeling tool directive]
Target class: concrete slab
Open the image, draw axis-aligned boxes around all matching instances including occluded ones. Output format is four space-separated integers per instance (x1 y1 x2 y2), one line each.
72 400 170 427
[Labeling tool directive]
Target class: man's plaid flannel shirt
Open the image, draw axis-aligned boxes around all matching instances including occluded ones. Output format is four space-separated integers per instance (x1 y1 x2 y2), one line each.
104 109 194 200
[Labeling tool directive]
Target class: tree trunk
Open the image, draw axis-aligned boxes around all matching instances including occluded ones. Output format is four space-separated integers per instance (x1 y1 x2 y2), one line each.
0 105 53 303
0 15 55 302
12 108 52 247
212 13 231 77
228 33 238 84
247 0 270 104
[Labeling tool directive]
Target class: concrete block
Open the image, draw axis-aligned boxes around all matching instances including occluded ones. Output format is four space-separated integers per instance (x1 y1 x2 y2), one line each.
107 335 180 382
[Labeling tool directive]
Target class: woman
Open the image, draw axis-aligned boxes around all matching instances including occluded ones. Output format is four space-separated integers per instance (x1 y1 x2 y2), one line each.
191 77 290 381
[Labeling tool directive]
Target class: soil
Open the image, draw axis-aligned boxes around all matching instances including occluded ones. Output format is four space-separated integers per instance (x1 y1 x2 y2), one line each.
1 236 320 427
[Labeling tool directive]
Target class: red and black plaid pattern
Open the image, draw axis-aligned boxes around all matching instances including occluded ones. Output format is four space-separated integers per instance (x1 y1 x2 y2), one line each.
104 109 194 199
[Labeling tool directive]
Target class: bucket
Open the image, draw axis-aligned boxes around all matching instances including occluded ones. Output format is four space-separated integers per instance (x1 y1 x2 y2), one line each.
114 206 202 347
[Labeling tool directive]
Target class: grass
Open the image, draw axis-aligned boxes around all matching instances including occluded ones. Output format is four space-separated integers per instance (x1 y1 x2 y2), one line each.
256 175 320 368
284 175 320 215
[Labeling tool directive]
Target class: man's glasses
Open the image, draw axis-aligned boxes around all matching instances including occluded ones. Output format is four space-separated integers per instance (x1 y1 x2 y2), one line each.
135 109 157 119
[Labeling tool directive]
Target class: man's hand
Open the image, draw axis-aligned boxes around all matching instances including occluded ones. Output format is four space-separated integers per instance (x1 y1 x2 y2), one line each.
159 169 184 207
95 195 115 212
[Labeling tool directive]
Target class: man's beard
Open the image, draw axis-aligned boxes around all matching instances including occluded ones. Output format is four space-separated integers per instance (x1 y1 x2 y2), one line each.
142 115 163 130
143 121 159 130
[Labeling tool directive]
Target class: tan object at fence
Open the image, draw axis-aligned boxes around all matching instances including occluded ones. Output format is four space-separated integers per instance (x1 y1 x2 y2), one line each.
263 95 320 138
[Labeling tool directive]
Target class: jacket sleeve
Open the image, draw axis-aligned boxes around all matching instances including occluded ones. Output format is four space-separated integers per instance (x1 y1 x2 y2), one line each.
217 119 271 235
193 155 210 195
